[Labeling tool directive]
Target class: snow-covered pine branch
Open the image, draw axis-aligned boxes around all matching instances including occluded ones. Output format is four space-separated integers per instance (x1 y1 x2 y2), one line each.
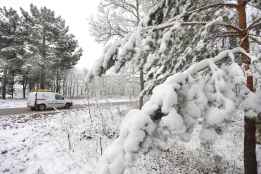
89 1 261 173
249 0 261 11
182 2 238 16
247 17 261 30
96 48 261 174
145 21 242 33
89 0 238 87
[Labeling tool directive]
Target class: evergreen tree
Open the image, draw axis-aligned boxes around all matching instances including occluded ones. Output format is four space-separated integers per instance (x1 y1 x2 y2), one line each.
0 7 24 99
0 5 82 98
19 4 82 90
91 0 261 173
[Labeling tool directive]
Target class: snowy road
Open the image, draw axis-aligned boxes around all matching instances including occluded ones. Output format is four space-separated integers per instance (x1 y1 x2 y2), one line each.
0 100 138 116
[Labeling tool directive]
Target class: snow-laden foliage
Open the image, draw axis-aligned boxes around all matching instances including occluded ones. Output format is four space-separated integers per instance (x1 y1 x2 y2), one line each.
90 0 237 90
96 48 261 174
250 0 261 9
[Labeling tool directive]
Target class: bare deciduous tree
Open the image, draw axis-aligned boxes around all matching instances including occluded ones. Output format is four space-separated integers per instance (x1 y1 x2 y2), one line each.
89 0 157 109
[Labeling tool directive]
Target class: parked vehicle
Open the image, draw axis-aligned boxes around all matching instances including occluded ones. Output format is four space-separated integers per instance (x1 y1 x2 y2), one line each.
27 91 73 111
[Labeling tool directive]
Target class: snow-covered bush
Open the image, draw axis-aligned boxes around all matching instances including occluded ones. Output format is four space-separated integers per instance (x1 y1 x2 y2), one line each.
134 140 243 174
96 48 261 174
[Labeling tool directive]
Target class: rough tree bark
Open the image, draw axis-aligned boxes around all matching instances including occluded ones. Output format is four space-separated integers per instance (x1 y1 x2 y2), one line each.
237 0 257 173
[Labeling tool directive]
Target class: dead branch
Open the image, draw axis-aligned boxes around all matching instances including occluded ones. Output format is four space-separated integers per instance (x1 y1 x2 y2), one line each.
216 23 242 33
211 33 240 38
184 3 237 16
145 21 206 31
248 22 261 31
247 17 261 30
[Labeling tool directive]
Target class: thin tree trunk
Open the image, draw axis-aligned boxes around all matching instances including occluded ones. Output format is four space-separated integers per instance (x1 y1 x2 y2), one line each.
1 67 7 99
68 75 71 97
139 67 144 109
56 70 60 93
62 77 66 96
29 80 34 92
11 71 15 99
76 82 78 97
22 75 28 99
23 83 26 99
237 1 257 173
63 78 67 96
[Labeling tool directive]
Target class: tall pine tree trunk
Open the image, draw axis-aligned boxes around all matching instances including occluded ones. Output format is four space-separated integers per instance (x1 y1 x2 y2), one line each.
22 75 28 99
135 2 144 109
1 67 7 99
56 70 60 93
22 86 26 99
40 68 45 89
63 77 67 96
237 1 257 173
29 80 34 92
22 82 26 99
40 28 46 89
10 71 15 99
139 67 144 109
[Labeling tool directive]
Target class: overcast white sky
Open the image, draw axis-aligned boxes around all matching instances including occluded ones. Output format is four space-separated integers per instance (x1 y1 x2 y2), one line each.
0 0 102 70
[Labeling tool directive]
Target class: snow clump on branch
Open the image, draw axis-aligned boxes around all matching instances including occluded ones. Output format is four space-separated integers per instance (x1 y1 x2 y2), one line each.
96 48 261 174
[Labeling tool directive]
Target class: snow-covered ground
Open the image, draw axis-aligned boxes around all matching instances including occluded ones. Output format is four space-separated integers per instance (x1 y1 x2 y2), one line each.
0 104 130 174
0 97 136 109
0 101 246 174
0 99 27 109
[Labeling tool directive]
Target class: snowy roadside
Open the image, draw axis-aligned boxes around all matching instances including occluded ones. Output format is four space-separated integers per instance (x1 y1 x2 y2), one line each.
0 97 137 109
0 101 246 174
0 104 131 174
71 97 138 106
0 99 27 109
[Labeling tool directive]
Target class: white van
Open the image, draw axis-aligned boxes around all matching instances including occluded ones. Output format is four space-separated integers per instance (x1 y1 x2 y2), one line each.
27 92 73 111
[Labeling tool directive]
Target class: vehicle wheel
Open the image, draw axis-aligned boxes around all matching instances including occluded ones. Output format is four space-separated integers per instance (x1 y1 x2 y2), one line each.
65 103 71 109
38 104 46 111
30 107 35 111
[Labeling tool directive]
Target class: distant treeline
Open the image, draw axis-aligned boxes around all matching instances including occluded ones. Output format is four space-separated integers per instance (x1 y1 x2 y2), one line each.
62 70 140 99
